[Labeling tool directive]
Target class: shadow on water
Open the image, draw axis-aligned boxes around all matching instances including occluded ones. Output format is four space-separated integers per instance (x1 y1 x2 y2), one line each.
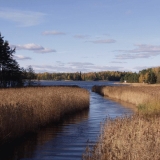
0 81 134 160
0 108 89 160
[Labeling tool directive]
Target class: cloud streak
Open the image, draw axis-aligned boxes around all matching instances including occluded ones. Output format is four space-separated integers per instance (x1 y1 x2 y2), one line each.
115 44 160 59
11 43 56 53
0 8 46 27
87 39 116 44
42 30 66 35
14 55 31 60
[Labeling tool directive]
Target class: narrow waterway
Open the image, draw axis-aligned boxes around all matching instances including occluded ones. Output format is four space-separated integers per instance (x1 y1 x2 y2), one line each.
0 81 134 160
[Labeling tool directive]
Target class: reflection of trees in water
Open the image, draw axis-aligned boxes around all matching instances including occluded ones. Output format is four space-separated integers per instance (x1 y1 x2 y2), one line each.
0 108 89 160
0 134 38 160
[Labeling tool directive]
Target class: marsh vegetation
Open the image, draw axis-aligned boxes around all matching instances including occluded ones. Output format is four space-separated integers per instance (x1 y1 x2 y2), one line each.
83 85 160 160
0 86 89 145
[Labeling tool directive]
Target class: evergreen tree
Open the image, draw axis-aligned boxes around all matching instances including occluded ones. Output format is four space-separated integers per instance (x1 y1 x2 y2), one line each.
147 71 157 84
0 33 23 87
157 72 160 83
26 65 35 86
78 71 82 81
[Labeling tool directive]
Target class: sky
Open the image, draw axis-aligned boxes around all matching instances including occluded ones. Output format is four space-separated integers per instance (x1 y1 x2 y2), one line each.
0 0 160 73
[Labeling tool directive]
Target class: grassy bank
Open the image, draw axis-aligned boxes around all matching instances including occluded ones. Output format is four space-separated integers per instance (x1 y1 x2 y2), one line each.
0 86 89 145
83 114 160 160
92 85 160 112
83 85 160 160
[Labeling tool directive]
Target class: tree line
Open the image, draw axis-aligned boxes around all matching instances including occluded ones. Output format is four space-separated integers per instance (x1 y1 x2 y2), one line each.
120 67 160 84
34 68 160 84
1 32 160 88
35 71 125 81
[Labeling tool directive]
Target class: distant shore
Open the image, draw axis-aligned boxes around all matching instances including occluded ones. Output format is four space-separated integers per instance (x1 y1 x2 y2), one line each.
114 81 160 86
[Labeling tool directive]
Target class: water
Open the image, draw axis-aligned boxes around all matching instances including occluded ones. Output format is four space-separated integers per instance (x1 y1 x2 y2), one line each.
0 81 134 160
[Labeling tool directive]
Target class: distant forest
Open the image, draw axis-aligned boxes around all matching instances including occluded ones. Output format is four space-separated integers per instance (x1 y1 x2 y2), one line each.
35 71 123 81
35 67 160 84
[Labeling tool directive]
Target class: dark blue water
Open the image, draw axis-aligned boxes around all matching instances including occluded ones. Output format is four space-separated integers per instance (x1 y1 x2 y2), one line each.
0 81 133 160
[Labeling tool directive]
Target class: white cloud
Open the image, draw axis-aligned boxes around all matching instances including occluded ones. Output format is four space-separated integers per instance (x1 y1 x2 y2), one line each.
11 43 56 53
87 39 116 44
115 44 160 59
0 8 46 27
122 44 160 53
42 30 66 35
14 55 31 60
115 53 150 59
35 48 56 53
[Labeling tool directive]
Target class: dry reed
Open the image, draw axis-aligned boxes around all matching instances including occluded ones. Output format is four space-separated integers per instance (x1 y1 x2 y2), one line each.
0 86 89 145
83 85 160 160
83 114 160 160
92 85 160 106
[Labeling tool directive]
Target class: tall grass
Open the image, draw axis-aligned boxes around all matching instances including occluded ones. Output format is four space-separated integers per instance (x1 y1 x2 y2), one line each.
83 85 160 160
92 85 160 113
83 114 160 160
0 86 89 145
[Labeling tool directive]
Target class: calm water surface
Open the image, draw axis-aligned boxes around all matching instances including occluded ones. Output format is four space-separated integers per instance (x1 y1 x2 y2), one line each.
0 81 133 160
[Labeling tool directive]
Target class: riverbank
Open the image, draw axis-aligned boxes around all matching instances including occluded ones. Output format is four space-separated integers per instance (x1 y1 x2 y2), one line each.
83 85 160 160
0 86 89 145
92 85 160 105
115 82 160 87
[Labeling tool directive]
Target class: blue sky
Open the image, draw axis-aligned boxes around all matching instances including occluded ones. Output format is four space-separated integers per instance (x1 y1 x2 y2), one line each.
1 0 160 73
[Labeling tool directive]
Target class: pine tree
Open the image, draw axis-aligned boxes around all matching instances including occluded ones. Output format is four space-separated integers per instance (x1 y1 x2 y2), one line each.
26 65 35 86
0 33 23 87
147 71 157 84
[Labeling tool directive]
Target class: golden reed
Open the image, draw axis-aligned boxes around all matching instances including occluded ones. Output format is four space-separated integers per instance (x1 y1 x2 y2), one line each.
83 114 160 160
83 85 160 160
0 86 89 145
92 85 160 105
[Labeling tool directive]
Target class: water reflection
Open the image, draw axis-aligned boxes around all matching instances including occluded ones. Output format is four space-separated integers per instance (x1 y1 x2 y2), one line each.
0 109 89 160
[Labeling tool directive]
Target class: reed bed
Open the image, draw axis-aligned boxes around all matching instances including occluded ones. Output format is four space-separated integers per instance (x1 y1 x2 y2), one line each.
0 86 89 145
83 85 160 160
92 85 160 106
83 114 160 160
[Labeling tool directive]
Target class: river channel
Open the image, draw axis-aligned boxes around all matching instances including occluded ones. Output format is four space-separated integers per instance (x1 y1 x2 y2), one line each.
0 81 134 160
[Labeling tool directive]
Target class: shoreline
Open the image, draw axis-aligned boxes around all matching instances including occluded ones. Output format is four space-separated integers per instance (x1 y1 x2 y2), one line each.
92 85 160 106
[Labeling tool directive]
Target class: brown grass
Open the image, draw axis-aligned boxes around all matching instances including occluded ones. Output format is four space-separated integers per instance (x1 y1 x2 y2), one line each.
83 114 160 160
83 85 160 160
92 85 160 106
0 86 89 145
